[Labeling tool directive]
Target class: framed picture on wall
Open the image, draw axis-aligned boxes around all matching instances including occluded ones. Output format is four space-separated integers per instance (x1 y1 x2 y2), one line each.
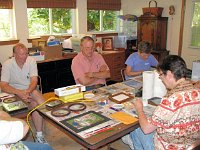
102 37 113 50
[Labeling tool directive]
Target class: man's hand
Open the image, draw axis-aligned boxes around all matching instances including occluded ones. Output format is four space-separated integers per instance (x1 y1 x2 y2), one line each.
85 72 94 78
17 90 31 102
99 65 107 72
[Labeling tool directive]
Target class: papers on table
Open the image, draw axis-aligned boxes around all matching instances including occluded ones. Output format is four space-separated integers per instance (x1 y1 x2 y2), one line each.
0 93 14 99
110 111 138 125
122 104 157 118
122 80 142 89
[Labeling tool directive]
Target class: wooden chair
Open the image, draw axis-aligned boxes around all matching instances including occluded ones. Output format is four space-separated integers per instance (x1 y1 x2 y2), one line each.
121 68 126 82
186 140 200 150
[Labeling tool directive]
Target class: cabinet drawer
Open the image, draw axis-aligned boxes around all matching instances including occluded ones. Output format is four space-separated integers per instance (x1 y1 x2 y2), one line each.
113 52 125 60
113 62 124 69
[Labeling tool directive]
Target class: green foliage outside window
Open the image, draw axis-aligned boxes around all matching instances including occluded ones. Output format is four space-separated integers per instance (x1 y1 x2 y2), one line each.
103 10 117 31
28 8 72 36
87 10 118 32
0 9 11 39
191 2 200 47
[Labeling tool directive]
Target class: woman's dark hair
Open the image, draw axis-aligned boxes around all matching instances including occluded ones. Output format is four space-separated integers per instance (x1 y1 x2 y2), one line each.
157 55 188 81
138 41 152 54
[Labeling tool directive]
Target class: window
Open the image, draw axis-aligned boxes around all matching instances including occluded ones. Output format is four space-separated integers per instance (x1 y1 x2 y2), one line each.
87 0 121 32
27 0 76 37
190 0 200 47
27 8 74 36
0 0 14 40
87 10 119 32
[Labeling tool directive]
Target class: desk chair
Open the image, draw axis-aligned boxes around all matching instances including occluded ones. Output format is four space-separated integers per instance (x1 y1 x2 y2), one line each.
121 68 126 82
186 140 200 150
37 75 42 93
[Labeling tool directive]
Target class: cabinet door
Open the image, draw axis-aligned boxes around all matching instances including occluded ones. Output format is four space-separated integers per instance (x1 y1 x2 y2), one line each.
138 17 168 51
37 61 57 93
57 69 75 88
39 71 57 93
56 59 75 88
139 20 156 47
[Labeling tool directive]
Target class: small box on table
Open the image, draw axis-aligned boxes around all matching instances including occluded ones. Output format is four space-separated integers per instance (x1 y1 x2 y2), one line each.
54 84 86 103
54 84 86 97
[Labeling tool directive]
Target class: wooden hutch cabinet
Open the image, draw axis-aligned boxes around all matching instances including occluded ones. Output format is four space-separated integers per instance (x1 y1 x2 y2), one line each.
137 16 169 62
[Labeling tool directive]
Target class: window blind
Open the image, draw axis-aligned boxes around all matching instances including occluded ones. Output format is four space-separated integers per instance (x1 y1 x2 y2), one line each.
87 0 121 10
0 0 13 9
27 0 76 8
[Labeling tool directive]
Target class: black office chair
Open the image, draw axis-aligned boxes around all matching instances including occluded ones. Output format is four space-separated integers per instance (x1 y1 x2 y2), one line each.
37 75 42 93
121 68 126 82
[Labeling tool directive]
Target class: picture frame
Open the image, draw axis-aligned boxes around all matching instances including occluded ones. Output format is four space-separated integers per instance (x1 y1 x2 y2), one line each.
108 92 134 104
60 111 110 133
51 108 70 117
102 37 113 50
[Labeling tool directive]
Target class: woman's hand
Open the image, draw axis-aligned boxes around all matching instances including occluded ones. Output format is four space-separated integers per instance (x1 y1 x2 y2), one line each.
133 98 144 112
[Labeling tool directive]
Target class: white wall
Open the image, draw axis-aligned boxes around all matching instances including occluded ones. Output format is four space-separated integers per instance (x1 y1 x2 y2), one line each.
0 0 199 69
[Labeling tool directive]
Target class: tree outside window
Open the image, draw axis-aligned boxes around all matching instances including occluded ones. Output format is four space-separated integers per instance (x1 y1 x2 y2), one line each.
27 8 73 37
87 10 119 32
0 9 13 39
191 1 200 47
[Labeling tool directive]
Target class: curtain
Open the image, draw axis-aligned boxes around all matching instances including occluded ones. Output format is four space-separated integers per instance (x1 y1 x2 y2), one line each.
87 0 121 10
0 0 13 9
27 0 76 8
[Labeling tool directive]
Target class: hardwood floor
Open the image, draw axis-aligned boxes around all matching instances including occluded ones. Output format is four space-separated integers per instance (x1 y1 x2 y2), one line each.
25 120 131 150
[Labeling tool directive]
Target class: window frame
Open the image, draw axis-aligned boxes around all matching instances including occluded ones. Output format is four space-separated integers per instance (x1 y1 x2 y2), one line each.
27 8 76 38
87 10 120 33
0 9 16 41
189 0 200 49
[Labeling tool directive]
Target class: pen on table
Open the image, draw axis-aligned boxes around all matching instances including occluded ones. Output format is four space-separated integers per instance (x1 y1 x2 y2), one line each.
84 125 112 135
93 126 114 135
84 126 114 137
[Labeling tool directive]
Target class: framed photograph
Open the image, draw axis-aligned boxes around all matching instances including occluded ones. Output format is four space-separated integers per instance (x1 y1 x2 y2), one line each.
108 92 134 104
60 111 110 133
102 37 113 50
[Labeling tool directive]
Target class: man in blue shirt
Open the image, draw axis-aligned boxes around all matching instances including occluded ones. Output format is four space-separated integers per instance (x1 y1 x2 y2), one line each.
125 41 158 80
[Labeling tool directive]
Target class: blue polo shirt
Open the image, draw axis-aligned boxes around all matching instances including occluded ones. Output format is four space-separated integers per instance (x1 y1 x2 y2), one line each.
125 52 158 80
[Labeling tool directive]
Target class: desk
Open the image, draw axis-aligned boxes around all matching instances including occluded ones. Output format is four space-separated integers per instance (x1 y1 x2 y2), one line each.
39 83 139 150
